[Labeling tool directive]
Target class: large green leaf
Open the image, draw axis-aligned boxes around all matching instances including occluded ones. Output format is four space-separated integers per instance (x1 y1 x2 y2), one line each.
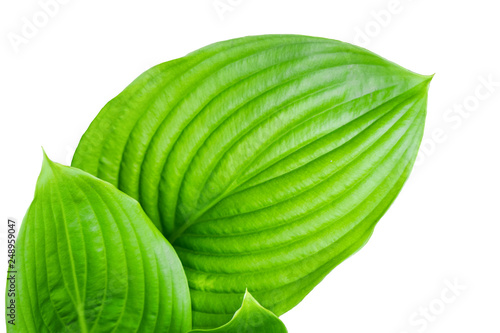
7 153 191 332
72 34 432 328
189 291 287 333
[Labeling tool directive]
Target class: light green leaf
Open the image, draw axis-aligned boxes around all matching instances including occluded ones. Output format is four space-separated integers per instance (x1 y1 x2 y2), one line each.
7 153 191 332
189 290 287 333
72 34 431 328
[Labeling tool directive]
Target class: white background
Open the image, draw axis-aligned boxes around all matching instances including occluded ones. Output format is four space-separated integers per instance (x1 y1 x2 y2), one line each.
1 0 499 332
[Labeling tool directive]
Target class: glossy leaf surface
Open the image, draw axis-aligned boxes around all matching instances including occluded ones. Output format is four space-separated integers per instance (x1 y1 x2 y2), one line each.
72 34 431 328
8 154 191 332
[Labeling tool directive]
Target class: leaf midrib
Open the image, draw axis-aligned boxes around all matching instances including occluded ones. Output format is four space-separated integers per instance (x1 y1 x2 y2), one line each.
172 104 423 257
167 79 429 244
50 168 89 333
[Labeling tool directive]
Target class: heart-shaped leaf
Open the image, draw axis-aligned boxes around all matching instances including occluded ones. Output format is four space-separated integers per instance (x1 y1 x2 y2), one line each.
189 291 287 333
72 34 431 328
8 153 191 332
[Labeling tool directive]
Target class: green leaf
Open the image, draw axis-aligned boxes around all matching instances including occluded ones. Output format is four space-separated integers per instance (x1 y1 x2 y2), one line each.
7 153 191 332
189 290 287 333
72 34 432 328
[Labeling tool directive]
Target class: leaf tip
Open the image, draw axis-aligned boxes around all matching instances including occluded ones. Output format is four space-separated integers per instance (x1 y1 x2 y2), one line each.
35 148 60 194
242 289 256 304
423 73 434 88
41 147 56 171
39 148 65 185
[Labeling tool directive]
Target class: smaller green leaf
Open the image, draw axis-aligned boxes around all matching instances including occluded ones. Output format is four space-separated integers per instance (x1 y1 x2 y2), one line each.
189 290 287 333
7 152 191 332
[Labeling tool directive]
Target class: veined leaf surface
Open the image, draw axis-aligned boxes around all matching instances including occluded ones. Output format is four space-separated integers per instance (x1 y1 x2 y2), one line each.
72 34 432 328
189 291 287 333
8 153 191 332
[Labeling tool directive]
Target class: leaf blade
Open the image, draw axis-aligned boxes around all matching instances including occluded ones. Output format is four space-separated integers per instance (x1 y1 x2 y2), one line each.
7 154 191 332
72 34 431 328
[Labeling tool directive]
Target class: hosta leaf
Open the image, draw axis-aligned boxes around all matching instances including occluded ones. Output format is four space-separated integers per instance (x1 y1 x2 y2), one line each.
189 291 287 333
72 34 432 328
8 153 191 332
